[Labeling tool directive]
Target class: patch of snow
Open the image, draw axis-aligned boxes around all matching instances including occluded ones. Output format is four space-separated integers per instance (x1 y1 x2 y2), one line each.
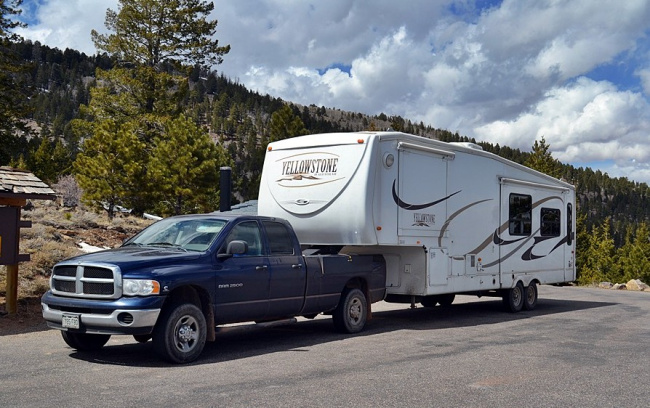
78 242 108 253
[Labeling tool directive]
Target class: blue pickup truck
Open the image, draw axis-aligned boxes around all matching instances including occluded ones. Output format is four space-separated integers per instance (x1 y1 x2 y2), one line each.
41 214 386 363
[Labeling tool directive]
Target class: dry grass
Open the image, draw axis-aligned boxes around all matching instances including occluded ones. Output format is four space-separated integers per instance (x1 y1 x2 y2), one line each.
1 201 154 333
1 201 153 303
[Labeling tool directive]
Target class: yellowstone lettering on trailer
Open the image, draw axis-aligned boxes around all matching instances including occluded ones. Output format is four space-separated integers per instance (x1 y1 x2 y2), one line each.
275 152 344 187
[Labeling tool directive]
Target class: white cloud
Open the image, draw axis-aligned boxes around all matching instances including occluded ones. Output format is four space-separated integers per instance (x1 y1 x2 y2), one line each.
17 0 115 54
474 76 650 182
638 68 650 95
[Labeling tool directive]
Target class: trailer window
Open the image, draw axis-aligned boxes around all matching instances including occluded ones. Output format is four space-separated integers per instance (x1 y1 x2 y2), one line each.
262 221 295 255
509 194 532 236
540 208 561 237
567 203 573 245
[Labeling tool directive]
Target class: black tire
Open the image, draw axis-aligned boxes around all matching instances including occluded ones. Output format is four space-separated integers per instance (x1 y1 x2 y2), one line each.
503 281 525 313
420 296 439 308
438 294 455 306
523 283 538 311
61 331 110 351
332 288 368 334
133 334 152 343
153 303 207 364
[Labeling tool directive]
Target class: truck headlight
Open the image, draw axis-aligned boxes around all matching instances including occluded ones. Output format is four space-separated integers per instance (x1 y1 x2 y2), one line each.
123 279 160 296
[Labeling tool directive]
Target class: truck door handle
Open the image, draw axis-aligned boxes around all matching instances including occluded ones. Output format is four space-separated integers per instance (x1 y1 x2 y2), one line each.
256 265 268 271
292 264 303 269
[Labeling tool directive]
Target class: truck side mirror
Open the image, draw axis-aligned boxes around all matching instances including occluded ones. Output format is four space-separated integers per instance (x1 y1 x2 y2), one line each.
218 240 248 258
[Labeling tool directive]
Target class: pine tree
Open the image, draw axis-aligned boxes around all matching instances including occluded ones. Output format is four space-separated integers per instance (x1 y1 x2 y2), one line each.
269 104 308 143
616 223 650 283
91 0 229 71
74 120 145 219
74 0 230 215
574 212 590 281
30 137 55 183
578 218 617 284
524 136 562 179
148 115 232 215
0 0 32 164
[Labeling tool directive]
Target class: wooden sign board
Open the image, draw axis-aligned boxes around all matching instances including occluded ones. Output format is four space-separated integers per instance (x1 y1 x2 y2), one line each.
0 206 20 265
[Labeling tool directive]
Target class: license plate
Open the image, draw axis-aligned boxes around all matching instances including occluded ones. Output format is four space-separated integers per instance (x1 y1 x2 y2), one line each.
62 314 80 329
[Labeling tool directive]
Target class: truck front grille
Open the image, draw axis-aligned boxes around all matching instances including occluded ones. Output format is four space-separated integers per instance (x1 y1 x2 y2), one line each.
51 264 122 299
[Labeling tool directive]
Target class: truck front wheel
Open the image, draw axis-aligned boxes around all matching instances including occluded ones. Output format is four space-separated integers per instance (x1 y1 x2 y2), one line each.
153 303 207 364
333 288 368 334
61 331 110 351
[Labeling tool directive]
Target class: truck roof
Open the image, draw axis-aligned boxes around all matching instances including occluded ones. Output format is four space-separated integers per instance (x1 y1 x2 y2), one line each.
159 212 283 224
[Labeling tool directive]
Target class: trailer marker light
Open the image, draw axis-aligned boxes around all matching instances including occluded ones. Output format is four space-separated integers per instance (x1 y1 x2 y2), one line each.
376 226 382 231
357 139 365 144
268 146 272 151
383 153 395 168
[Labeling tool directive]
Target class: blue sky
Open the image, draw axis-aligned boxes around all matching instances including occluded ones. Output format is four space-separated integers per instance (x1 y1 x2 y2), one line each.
14 0 650 184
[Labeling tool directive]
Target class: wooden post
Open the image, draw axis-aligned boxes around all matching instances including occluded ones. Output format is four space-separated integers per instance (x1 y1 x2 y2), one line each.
5 264 18 315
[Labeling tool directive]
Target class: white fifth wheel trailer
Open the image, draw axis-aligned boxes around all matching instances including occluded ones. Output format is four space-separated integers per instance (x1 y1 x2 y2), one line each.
258 131 576 312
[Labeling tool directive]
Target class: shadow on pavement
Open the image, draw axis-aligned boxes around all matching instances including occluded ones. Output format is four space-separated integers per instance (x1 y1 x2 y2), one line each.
68 296 616 367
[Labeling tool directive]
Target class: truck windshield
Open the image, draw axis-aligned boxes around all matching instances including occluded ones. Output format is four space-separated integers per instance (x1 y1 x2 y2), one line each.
124 218 227 252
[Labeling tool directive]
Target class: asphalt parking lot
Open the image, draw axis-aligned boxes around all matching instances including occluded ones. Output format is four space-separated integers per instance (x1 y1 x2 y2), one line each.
1 285 648 407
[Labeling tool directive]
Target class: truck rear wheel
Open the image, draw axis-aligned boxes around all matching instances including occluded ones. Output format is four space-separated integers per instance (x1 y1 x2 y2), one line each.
61 331 110 351
153 303 207 364
503 281 524 313
333 288 368 334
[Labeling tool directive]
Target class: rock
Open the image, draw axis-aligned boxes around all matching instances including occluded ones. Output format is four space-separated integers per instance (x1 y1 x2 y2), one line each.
626 279 649 291
599 282 613 289
612 283 627 290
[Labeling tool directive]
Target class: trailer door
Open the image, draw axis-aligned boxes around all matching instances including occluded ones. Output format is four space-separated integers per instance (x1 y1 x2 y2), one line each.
396 144 452 239
498 179 570 286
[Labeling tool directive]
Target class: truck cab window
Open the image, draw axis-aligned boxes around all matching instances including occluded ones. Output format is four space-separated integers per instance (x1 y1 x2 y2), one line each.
223 221 263 256
262 221 295 255
509 193 532 236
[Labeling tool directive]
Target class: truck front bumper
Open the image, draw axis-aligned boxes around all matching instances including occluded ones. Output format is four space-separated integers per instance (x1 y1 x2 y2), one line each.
41 291 165 335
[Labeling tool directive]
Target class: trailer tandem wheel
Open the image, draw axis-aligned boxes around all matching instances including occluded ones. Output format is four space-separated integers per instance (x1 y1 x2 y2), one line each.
503 281 524 313
523 283 538 310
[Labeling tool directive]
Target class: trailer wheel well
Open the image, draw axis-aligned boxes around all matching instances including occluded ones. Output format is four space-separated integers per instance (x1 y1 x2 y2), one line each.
160 285 215 342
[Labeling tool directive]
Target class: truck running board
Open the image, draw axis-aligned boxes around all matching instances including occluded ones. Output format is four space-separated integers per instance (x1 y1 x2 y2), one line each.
215 318 298 333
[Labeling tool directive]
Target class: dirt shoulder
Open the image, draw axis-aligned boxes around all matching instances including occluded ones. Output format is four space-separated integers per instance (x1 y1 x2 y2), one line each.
0 297 48 336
